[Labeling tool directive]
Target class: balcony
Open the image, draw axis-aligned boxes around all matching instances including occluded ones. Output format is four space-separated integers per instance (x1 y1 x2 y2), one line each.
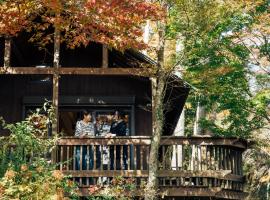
55 136 247 199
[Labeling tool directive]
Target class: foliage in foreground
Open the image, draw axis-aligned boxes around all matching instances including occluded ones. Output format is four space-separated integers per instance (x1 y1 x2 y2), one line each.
88 176 139 200
0 105 140 200
0 105 78 200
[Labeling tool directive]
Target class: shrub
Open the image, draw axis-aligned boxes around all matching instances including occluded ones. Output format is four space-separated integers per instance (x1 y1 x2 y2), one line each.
0 103 78 200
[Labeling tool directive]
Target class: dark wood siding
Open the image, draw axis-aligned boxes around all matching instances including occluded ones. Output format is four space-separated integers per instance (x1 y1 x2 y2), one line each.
0 75 152 136
59 75 152 136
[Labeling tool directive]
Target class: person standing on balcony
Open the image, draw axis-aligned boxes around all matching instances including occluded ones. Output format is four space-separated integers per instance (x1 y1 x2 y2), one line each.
107 110 128 170
75 110 95 172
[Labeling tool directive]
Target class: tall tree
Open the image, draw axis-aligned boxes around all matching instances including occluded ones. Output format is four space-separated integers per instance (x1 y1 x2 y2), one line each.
145 19 166 199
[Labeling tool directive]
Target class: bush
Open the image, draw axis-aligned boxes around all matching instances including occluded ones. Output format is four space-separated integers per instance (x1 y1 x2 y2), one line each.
0 103 78 200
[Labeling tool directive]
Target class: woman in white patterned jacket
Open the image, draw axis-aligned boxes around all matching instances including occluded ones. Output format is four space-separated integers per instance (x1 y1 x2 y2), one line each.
75 110 95 172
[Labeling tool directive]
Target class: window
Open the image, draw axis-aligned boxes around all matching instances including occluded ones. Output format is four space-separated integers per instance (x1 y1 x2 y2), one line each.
59 107 132 136
23 96 135 136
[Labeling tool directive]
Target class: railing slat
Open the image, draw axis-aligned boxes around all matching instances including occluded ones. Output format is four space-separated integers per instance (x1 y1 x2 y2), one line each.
113 145 116 170
67 146 70 170
127 145 130 170
73 146 76 170
60 146 63 170
93 145 96 170
140 146 144 170
120 145 123 170
87 146 90 170
80 146 83 171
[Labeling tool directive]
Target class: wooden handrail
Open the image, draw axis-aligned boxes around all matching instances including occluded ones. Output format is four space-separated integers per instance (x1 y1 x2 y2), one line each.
56 136 247 149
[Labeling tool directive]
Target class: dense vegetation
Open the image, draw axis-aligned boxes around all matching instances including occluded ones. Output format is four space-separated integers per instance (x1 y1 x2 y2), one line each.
165 0 270 198
0 0 269 199
167 0 270 138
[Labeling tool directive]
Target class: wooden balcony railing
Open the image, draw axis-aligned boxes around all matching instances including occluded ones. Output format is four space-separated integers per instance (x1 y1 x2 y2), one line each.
55 136 247 199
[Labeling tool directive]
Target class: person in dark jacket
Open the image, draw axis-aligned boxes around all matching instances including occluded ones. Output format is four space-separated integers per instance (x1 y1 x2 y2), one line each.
107 110 128 170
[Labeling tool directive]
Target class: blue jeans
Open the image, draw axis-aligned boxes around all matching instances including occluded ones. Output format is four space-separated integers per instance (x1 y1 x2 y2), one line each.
109 145 128 170
75 146 94 170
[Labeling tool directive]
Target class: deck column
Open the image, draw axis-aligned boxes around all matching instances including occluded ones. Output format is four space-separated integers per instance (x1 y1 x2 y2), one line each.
102 44 108 68
51 25 61 164
52 26 61 135
4 37 11 69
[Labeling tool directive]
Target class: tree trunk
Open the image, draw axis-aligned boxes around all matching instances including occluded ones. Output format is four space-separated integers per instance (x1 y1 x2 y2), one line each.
4 37 11 69
145 18 166 200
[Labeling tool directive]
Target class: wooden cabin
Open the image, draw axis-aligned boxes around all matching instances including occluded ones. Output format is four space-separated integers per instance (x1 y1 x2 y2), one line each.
0 34 247 199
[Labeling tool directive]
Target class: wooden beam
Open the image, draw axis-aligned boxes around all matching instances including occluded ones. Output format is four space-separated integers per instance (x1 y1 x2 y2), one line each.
57 136 152 145
0 67 151 76
59 67 150 76
76 187 222 197
158 170 244 182
62 169 244 182
102 44 108 68
215 190 248 199
159 136 248 149
57 136 247 149
159 187 222 197
63 170 149 178
0 67 53 74
76 187 247 198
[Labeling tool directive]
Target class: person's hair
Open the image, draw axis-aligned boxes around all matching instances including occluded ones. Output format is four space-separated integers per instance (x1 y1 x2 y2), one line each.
115 110 125 119
81 110 92 119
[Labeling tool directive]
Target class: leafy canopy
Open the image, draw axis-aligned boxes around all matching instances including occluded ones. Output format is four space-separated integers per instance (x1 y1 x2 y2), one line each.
167 0 270 138
0 0 164 50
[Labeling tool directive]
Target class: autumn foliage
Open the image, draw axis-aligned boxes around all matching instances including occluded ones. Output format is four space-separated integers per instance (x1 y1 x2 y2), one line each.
0 0 164 50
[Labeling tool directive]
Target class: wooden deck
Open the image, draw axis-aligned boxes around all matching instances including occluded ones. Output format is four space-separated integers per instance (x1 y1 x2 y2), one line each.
55 136 247 199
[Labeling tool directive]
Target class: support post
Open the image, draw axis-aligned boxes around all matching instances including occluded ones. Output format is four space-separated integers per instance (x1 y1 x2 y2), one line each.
51 26 61 164
52 27 60 134
4 37 11 69
102 44 108 68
